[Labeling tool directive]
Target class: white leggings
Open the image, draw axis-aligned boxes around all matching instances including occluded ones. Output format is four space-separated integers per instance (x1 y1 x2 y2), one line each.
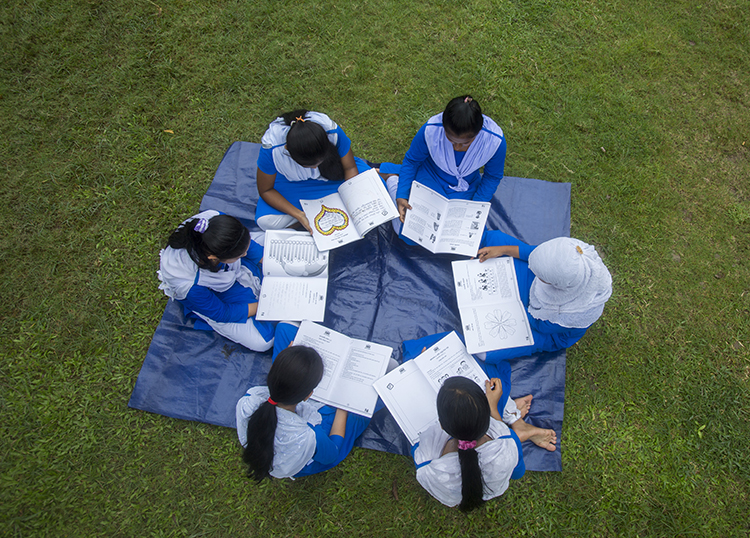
256 213 298 231
196 313 274 352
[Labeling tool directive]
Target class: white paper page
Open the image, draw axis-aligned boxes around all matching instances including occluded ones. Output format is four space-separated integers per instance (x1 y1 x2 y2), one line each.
372 360 438 445
401 182 448 253
458 302 535 354
255 277 328 321
452 257 534 353
262 230 329 278
452 257 520 308
323 339 391 416
433 200 490 256
337 168 399 236
293 321 351 395
413 332 488 394
300 193 361 251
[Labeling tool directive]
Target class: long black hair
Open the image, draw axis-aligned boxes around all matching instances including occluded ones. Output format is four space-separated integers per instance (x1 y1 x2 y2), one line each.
436 376 491 512
242 345 325 481
442 95 484 138
166 214 250 272
281 109 345 181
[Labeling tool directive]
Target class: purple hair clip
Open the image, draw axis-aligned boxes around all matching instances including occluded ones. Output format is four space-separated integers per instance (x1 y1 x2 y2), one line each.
194 217 209 234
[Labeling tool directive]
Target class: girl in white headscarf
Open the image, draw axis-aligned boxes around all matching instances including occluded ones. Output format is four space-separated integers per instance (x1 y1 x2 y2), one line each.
475 230 612 362
393 96 507 226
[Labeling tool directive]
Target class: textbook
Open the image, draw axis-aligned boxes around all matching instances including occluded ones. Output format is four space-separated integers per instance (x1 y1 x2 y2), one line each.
256 230 329 322
372 332 488 445
401 182 490 257
300 168 399 251
294 321 393 417
451 257 534 354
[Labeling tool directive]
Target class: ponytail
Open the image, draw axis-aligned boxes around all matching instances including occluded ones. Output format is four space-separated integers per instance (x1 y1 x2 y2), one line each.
281 109 345 181
437 377 491 512
166 214 250 272
241 345 325 481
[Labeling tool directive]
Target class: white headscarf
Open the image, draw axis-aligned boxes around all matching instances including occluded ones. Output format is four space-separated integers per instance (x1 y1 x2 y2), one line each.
423 113 504 192
528 237 612 329
236 386 325 479
260 111 339 182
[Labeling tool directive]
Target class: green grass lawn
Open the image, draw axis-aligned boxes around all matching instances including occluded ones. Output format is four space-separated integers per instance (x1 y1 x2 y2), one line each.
1 0 749 536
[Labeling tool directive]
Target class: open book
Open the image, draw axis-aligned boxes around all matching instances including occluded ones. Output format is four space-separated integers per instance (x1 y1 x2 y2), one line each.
401 182 490 256
293 321 393 417
372 332 488 445
452 257 534 354
300 168 399 251
256 230 329 322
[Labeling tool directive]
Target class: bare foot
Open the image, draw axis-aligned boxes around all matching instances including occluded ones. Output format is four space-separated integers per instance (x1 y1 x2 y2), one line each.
514 395 533 418
529 429 557 452
510 420 558 452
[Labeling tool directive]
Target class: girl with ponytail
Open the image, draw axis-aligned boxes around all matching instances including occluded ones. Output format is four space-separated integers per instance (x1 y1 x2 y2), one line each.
402 333 556 511
256 109 369 232
157 210 274 352
236 323 372 480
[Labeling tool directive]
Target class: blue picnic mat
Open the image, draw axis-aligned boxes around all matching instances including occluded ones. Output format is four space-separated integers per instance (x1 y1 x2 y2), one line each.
129 141 571 471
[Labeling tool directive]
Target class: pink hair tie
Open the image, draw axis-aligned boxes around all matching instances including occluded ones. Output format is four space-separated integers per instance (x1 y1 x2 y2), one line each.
457 439 477 451
267 397 277 406
464 96 473 103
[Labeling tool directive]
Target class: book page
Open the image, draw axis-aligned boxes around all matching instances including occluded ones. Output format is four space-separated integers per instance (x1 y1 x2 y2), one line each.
433 200 490 256
452 258 535 354
372 360 438 445
293 321 391 417
337 168 399 236
452 257 520 308
401 182 448 253
413 331 488 394
257 231 329 321
262 230 329 278
300 194 361 251
255 276 328 322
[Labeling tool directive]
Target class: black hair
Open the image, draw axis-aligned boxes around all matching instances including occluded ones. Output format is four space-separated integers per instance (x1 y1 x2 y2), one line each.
437 377 491 512
166 214 250 272
242 346 325 481
442 95 483 138
281 109 345 181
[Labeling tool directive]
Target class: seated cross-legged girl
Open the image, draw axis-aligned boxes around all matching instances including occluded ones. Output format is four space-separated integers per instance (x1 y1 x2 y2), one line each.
157 210 274 352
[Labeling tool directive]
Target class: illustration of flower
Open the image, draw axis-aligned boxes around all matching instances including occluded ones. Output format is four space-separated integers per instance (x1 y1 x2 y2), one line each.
484 309 517 339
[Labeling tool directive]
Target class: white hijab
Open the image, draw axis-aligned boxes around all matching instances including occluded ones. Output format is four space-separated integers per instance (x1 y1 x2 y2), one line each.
236 386 325 479
260 111 339 182
528 237 612 329
423 113 504 192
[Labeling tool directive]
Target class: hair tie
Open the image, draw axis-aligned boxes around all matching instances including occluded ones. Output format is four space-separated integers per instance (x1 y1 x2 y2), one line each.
457 439 477 451
194 218 209 234
464 96 473 103
267 397 277 406
576 245 583 255
295 115 306 122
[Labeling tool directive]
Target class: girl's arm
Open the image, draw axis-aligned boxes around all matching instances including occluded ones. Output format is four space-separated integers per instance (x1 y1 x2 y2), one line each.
396 124 430 201
308 409 349 465
485 378 503 421
340 149 359 180
471 138 507 202
477 245 520 262
182 285 248 323
256 169 311 232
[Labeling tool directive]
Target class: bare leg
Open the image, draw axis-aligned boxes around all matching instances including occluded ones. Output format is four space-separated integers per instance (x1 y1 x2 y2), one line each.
513 395 533 418
510 419 557 452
